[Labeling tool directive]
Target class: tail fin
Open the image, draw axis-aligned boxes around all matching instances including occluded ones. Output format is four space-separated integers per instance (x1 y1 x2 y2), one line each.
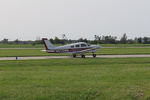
42 38 55 50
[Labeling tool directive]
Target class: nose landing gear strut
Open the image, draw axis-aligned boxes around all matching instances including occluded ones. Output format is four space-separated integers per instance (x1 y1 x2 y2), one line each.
73 54 76 58
93 53 96 58
81 54 85 58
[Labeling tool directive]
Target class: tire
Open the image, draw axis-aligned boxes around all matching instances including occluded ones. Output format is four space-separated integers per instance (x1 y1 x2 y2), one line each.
73 54 76 58
81 55 85 58
93 54 96 58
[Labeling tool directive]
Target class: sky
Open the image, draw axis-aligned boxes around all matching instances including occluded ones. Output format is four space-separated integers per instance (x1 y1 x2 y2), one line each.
0 0 150 40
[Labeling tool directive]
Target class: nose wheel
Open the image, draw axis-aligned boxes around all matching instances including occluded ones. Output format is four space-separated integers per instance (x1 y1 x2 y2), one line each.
81 55 85 58
73 54 76 58
93 54 96 58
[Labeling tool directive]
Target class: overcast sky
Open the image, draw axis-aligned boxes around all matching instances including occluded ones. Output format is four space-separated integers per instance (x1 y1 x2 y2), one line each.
0 0 150 40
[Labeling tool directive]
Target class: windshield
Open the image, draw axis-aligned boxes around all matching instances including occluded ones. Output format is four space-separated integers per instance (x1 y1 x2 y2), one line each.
88 44 91 46
81 44 87 47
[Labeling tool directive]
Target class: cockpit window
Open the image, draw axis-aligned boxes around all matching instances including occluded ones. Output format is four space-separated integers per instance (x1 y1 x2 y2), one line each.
81 44 87 47
75 45 80 47
71 45 74 48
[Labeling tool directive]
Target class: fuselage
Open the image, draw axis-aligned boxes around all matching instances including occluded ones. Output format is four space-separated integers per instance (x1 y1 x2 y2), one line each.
46 42 101 54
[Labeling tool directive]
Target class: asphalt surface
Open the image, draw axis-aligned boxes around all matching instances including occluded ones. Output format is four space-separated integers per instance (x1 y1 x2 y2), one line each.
0 47 150 49
0 55 150 60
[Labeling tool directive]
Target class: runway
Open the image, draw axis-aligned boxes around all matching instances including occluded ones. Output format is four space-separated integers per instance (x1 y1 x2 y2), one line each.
0 55 150 60
0 47 150 50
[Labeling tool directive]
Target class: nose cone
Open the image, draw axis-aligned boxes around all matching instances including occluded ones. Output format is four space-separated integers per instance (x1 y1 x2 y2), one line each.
92 45 101 49
96 45 101 49
90 45 102 50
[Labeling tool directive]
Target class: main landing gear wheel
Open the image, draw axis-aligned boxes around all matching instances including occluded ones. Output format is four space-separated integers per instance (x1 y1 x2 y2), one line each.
93 54 96 58
81 55 85 58
73 54 77 58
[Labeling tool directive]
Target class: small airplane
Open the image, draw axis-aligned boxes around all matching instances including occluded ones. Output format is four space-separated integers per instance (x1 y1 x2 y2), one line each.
42 38 101 58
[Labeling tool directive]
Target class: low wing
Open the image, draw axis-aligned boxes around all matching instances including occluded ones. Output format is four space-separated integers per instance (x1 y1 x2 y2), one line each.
71 48 95 54
40 48 97 54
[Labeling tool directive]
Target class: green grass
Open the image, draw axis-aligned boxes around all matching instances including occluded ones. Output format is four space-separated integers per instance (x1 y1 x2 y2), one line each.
1 43 150 48
0 44 44 48
97 48 150 55
0 48 150 57
0 58 150 100
100 44 150 47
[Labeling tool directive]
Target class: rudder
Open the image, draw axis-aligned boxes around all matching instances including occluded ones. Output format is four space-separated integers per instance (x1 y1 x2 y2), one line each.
42 38 55 50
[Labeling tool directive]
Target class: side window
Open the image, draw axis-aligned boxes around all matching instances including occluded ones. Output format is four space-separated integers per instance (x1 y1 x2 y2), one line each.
75 45 80 48
81 44 87 47
71 45 74 48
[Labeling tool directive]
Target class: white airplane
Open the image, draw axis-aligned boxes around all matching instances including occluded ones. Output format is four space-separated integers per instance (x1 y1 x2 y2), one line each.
42 38 101 58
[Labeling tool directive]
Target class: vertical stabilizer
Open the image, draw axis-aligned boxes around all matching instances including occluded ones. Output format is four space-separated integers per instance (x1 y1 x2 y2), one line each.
42 38 55 50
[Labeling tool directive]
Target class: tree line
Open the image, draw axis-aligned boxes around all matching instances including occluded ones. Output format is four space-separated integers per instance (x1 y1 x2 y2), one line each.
1 33 150 44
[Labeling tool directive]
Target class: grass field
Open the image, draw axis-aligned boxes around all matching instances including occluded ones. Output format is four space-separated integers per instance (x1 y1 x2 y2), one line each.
0 44 44 48
1 43 150 48
0 48 150 57
100 44 150 47
0 58 150 100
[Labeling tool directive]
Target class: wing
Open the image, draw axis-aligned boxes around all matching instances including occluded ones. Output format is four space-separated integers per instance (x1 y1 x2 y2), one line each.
70 48 96 54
